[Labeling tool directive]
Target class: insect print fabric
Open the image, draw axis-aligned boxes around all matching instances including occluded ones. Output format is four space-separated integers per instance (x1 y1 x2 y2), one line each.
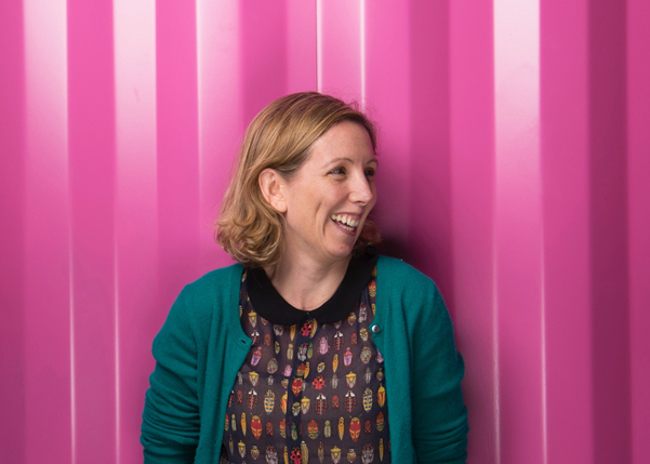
220 263 390 463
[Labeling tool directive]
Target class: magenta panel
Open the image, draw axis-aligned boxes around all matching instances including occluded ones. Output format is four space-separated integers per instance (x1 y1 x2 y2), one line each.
365 0 413 257
0 1 26 463
67 1 117 462
155 0 201 308
319 0 363 103
1 1 649 463
541 1 594 462
627 0 650 462
448 2 498 461
113 1 158 462
588 1 632 461
196 1 242 272
494 2 544 462
239 0 290 123
21 1 72 464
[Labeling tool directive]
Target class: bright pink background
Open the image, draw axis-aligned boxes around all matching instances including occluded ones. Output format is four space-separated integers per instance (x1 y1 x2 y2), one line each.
1 1 648 463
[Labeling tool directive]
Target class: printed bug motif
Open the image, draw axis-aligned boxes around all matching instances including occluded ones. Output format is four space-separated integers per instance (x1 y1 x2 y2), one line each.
267 358 278 375
251 415 262 439
377 385 386 408
334 331 344 351
297 343 309 362
318 336 329 355
361 444 374 464
312 375 325 390
359 304 368 322
240 412 247 436
264 389 275 414
300 396 311 415
331 446 342 464
251 445 260 460
265 445 278 464
360 346 372 364
344 347 353 366
345 372 357 389
247 389 258 410
307 419 319 439
349 417 361 442
248 310 257 328
362 388 373 412
324 419 332 438
344 391 356 413
331 373 339 390
291 378 303 396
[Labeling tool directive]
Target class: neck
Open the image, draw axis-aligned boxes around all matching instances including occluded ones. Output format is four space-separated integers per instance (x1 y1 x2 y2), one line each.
264 253 351 311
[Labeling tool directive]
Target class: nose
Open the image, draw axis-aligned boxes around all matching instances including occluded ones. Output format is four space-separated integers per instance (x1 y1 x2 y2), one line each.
349 171 375 206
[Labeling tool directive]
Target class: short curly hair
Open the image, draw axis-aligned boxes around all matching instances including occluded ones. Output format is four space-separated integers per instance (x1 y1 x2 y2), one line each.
216 92 380 267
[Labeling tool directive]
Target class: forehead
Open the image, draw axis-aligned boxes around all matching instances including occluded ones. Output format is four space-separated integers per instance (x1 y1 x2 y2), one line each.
307 121 376 165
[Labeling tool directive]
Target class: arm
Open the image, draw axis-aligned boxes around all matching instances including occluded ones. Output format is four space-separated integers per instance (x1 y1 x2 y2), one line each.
141 287 200 463
411 282 468 463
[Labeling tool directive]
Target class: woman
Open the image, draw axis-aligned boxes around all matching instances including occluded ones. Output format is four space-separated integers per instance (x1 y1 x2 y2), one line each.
141 92 468 463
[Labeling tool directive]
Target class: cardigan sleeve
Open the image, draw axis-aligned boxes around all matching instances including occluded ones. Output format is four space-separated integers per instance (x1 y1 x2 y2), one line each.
411 281 468 463
141 287 200 463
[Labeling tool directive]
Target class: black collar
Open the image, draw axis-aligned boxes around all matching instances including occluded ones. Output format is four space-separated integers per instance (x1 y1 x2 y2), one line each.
245 250 378 325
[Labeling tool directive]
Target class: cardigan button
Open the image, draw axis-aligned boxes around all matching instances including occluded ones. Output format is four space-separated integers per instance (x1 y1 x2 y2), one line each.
370 324 381 334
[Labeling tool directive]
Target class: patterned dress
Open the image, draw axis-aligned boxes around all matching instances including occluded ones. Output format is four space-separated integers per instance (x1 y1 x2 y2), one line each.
220 253 390 464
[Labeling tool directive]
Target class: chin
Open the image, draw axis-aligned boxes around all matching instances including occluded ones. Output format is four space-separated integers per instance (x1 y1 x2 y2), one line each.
328 244 356 260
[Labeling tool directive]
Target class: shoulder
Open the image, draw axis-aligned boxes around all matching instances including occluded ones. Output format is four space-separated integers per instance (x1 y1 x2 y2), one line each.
375 255 448 330
376 255 438 297
170 263 244 328
181 262 243 300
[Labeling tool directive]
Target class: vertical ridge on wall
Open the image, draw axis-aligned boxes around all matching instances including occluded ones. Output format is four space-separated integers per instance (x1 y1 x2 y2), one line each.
22 1 73 463
67 1 117 462
494 0 544 462
449 1 498 461
541 0 594 462
405 0 453 286
319 0 362 104
239 0 288 125
155 0 200 304
365 0 411 256
113 0 158 462
196 0 241 271
286 0 317 93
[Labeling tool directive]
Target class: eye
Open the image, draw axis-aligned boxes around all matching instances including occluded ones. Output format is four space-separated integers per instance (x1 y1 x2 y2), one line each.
328 166 347 176
364 167 376 178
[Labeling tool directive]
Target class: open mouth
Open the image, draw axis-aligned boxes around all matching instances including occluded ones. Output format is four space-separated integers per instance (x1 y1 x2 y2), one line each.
330 214 360 236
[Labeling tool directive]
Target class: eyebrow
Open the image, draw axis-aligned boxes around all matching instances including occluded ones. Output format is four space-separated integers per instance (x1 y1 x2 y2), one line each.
323 156 379 167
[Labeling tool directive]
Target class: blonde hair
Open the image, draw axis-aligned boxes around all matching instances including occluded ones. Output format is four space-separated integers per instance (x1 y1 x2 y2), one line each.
216 92 380 267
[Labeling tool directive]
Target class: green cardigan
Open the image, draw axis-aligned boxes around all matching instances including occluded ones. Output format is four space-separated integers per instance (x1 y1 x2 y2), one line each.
142 256 468 463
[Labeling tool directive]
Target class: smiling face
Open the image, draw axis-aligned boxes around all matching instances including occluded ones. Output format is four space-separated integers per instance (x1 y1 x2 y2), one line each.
274 121 377 267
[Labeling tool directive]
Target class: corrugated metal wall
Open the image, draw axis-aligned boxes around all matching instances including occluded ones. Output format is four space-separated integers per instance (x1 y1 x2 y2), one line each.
1 1 648 463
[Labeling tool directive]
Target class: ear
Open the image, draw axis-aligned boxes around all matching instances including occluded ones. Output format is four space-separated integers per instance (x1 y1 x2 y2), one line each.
258 168 288 213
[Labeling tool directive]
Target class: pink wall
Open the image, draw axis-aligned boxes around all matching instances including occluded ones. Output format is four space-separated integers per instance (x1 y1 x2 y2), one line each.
1 1 648 463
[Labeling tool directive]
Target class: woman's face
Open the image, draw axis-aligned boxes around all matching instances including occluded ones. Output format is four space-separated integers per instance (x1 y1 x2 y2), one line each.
279 121 377 266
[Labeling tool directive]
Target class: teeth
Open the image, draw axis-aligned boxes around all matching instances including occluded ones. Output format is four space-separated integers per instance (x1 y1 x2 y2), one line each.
331 214 360 228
